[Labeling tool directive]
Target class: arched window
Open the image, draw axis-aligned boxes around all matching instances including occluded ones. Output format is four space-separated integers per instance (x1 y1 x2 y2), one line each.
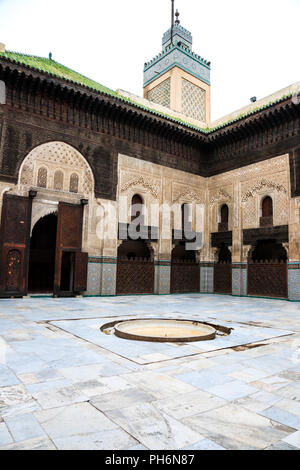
260 196 273 227
54 170 64 191
131 194 144 223
218 204 229 232
37 167 47 188
69 173 79 193
262 196 273 217
181 203 192 232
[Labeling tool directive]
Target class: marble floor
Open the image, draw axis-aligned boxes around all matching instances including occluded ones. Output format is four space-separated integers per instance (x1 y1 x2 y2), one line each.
0 294 300 450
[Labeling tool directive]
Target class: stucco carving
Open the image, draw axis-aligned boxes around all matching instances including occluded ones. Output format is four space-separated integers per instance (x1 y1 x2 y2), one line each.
242 179 287 202
210 189 232 205
173 189 204 204
120 175 160 198
209 154 288 187
18 141 94 195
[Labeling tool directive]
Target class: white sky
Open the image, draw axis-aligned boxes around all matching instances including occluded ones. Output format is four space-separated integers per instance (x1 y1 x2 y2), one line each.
0 0 299 120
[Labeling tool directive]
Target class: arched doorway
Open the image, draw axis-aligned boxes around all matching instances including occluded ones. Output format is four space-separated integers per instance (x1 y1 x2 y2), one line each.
170 243 200 293
248 240 287 298
28 214 57 293
116 240 154 294
214 243 232 294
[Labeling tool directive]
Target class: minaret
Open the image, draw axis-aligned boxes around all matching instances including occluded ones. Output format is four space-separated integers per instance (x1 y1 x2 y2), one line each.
143 3 211 124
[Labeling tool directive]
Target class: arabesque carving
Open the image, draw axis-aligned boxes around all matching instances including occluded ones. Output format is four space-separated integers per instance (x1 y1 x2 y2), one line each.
173 189 204 204
210 189 232 205
19 141 94 195
242 179 287 202
120 175 160 198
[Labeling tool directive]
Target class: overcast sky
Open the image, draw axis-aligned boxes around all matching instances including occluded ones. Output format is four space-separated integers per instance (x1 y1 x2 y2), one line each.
0 0 299 120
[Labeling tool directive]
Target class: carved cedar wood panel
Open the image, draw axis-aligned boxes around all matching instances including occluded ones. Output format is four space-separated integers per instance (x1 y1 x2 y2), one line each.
248 262 287 298
171 261 200 293
116 258 154 295
214 263 232 294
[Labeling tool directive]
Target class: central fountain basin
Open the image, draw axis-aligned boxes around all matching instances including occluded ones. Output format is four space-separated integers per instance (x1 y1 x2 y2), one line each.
113 319 217 342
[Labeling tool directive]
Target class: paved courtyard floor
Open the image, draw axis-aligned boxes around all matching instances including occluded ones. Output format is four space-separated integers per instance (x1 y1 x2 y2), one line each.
1 294 300 450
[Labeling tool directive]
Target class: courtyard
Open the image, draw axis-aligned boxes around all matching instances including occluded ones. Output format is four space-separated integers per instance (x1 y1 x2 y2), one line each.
0 294 300 450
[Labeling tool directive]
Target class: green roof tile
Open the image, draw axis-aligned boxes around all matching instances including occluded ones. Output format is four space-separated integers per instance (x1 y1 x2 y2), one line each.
0 50 297 135
0 50 116 96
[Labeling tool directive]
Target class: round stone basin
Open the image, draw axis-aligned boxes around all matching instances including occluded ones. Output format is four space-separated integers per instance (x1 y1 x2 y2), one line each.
114 319 216 343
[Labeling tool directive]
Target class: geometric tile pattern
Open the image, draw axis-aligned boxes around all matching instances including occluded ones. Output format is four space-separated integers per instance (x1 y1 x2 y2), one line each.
86 263 102 295
155 265 171 294
232 266 247 296
182 79 205 121
200 266 214 293
288 267 300 301
101 264 117 296
147 78 171 108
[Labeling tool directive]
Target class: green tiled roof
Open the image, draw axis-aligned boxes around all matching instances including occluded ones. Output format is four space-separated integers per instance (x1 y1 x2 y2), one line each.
0 50 117 96
0 50 211 132
0 50 297 135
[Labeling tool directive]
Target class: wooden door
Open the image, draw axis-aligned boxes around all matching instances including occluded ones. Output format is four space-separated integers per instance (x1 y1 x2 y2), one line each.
171 260 200 293
214 262 232 294
0 193 33 297
74 252 88 292
54 202 87 295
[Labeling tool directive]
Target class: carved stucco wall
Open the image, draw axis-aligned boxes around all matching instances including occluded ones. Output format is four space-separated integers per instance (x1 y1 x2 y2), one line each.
117 154 206 259
17 141 97 255
208 154 291 261
18 141 94 197
117 153 293 261
0 149 296 263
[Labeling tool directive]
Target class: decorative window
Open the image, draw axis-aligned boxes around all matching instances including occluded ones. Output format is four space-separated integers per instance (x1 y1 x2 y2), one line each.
37 167 47 188
262 196 273 217
53 170 64 191
218 204 229 232
182 79 205 121
69 173 79 193
0 80 6 105
131 194 144 223
181 203 192 232
147 78 171 108
260 196 273 227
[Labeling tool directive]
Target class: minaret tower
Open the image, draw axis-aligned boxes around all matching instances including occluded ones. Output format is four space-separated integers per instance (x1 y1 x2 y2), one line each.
143 1 211 124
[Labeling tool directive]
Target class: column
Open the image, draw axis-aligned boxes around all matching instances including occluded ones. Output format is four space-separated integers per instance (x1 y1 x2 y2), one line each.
288 198 300 300
154 259 171 295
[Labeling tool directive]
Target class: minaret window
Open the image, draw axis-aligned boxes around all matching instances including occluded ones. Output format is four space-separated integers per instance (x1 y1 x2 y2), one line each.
182 80 206 121
147 79 171 108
